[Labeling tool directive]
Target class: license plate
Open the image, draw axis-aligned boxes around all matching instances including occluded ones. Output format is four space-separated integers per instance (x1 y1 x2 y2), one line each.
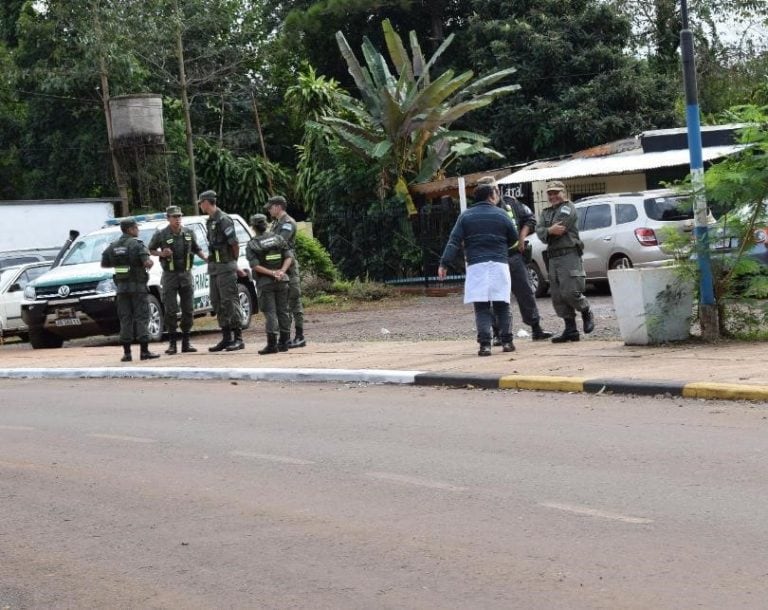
55 318 81 327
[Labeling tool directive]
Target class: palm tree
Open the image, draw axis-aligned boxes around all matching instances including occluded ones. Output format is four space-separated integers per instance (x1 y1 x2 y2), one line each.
328 18 519 215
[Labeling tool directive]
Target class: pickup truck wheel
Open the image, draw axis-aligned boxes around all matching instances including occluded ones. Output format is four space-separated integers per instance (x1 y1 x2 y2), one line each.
29 327 64 349
528 262 549 298
147 295 164 342
237 284 254 329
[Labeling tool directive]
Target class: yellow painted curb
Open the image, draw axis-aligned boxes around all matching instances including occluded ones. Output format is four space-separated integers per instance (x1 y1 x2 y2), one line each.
500 375 586 392
682 383 768 401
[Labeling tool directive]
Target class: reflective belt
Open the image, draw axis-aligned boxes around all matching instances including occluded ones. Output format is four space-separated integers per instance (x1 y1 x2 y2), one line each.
215 250 220 263
265 254 281 262
114 266 129 273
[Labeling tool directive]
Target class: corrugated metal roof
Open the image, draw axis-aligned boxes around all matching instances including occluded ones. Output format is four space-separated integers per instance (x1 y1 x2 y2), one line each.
497 145 745 184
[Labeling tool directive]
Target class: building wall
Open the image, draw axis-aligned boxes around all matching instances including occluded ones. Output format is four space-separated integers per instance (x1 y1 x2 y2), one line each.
530 173 647 215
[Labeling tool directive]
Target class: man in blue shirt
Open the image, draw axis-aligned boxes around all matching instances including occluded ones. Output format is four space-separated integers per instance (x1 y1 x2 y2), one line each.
438 177 519 356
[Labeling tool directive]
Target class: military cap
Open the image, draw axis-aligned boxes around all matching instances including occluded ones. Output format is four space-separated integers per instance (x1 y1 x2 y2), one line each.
263 195 287 211
166 205 183 216
197 189 217 203
476 175 498 187
546 180 566 193
249 213 268 226
120 217 138 232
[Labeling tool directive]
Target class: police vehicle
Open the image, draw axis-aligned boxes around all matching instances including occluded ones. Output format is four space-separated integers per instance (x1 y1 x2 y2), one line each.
21 213 258 349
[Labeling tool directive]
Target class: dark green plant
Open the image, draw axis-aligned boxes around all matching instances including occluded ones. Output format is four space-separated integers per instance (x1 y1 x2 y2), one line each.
194 139 291 218
294 231 339 282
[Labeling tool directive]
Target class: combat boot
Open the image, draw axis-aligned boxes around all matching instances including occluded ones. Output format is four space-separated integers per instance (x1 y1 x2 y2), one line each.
581 308 595 334
139 342 160 360
531 323 553 341
287 326 306 348
225 328 245 351
209 329 232 352
181 333 197 353
278 331 291 352
258 333 279 355
551 318 580 343
502 341 515 352
121 343 132 362
478 343 492 357
165 333 178 355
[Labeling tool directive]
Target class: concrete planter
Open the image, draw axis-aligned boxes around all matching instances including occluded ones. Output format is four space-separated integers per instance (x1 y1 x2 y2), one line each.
608 267 695 345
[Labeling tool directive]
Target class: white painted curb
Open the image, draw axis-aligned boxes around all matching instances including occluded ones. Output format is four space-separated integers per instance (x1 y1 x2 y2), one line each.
0 367 423 385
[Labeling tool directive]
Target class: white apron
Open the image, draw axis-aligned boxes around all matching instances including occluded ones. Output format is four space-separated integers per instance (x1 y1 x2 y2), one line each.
463 261 511 304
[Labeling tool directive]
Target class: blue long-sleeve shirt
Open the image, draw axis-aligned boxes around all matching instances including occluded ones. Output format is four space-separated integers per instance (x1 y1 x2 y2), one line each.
439 201 519 268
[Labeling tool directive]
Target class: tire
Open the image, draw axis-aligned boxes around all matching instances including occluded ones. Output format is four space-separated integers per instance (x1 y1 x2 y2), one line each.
29 327 64 349
147 294 164 342
237 283 254 329
609 255 633 270
528 262 549 298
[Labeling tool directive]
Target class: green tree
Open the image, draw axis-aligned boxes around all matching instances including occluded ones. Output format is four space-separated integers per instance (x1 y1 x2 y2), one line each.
452 0 678 165
328 18 518 215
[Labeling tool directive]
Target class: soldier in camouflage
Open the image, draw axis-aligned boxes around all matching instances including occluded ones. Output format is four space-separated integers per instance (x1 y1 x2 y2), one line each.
198 190 245 352
264 196 306 348
100 217 160 362
148 205 207 355
535 181 595 342
247 213 293 354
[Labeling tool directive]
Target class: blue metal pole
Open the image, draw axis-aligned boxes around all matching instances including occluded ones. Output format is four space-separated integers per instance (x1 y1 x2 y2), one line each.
680 0 715 309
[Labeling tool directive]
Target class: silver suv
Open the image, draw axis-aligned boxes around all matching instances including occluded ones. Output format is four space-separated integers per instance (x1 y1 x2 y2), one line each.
527 189 715 296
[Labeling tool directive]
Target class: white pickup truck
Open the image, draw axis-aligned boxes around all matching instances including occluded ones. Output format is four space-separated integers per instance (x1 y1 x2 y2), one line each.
21 213 258 349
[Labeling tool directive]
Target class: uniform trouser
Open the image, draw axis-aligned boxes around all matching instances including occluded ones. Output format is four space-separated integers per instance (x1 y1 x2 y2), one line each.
116 290 151 344
210 269 241 330
508 252 541 327
162 271 194 333
548 251 590 319
474 301 511 345
287 267 304 329
258 280 290 335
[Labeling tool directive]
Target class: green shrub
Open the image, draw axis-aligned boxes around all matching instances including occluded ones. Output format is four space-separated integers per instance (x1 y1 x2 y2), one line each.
295 231 338 281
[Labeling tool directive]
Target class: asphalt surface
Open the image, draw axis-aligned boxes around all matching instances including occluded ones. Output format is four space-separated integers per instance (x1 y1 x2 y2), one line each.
3 380 768 609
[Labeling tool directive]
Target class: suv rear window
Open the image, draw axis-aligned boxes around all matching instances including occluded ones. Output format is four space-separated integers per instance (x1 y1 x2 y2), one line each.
644 196 693 221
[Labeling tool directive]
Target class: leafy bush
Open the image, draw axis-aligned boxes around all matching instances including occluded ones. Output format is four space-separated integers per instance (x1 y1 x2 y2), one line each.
295 231 338 281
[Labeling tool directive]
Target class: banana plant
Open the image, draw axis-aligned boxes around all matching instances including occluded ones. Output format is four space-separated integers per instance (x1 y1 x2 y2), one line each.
330 19 519 215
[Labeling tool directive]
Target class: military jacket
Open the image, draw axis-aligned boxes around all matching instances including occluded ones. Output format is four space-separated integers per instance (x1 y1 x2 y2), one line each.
270 212 298 249
502 200 536 253
535 200 583 254
148 225 201 273
206 209 238 266
101 234 150 292
245 233 293 287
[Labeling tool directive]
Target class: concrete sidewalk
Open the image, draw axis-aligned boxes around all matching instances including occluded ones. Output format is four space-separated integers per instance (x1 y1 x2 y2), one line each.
0 337 766 402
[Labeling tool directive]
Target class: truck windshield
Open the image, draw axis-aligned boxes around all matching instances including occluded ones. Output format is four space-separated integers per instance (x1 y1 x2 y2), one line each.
60 228 155 266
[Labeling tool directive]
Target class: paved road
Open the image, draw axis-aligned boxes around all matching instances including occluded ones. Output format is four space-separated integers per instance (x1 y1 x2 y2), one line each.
2 380 767 609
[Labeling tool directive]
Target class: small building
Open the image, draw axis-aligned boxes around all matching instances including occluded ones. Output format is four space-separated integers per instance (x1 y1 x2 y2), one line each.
497 124 746 214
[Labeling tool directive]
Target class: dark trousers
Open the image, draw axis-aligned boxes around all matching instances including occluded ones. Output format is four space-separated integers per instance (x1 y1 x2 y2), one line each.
162 271 194 333
509 252 541 327
116 291 150 344
287 264 304 329
474 301 511 345
258 280 291 335
210 269 241 330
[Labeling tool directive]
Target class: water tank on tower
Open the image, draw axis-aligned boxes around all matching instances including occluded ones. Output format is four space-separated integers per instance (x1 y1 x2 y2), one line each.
109 94 170 209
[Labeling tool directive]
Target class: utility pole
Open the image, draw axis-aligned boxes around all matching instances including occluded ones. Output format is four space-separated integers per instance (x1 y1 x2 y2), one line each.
680 0 719 339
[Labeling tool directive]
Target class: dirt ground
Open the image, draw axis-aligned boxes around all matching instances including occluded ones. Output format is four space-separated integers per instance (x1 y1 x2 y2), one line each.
0 291 620 355
300 291 621 343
